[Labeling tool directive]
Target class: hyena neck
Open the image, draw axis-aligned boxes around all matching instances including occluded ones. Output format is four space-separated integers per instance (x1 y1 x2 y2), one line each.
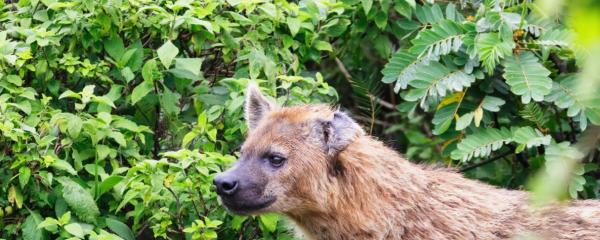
286 136 432 239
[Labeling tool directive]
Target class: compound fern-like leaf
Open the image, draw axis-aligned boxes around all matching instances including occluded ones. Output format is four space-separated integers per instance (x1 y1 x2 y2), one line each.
410 20 467 58
544 74 600 130
545 142 586 199
382 50 439 92
451 127 514 162
501 51 552 104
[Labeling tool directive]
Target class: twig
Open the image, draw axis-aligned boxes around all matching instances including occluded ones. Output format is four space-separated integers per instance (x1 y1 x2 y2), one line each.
459 150 513 172
549 52 568 74
137 223 148 236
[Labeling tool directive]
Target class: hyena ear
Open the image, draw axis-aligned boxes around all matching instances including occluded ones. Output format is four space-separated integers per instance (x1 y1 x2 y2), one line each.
317 111 365 156
244 82 278 131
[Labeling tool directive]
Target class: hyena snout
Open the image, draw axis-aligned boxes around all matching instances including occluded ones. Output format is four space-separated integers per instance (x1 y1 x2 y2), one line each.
213 173 239 196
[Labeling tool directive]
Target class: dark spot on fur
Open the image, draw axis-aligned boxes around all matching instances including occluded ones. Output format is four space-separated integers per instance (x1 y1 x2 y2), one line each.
328 155 345 178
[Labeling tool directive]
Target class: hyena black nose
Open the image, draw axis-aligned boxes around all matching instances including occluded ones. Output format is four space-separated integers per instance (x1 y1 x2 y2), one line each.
213 174 239 196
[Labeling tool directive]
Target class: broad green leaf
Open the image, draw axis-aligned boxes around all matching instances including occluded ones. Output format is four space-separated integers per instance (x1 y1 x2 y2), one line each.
259 213 279 233
131 82 154 105
104 36 125 60
67 115 82 139
142 59 156 83
182 130 200 148
157 41 179 69
100 176 124 195
64 223 84 239
116 190 139 213
105 218 135 240
455 112 473 130
8 185 24 208
97 144 111 160
52 160 78 176
362 0 373 14
19 166 31 189
160 83 181 116
55 177 100 224
287 18 301 37
108 131 126 147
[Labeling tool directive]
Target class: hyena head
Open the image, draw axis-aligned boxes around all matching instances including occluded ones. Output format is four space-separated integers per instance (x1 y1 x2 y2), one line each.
213 82 364 216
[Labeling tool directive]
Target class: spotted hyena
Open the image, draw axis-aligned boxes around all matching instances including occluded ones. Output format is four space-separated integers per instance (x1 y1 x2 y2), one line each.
213 83 600 240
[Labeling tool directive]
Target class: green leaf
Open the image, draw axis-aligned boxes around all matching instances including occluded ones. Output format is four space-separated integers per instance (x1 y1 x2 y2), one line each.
116 190 139 213
19 166 31 189
374 35 391 58
64 223 84 239
182 131 200 148
451 127 514 162
382 50 435 92
104 36 125 60
67 115 82 139
374 11 388 29
8 185 24 209
246 48 267 80
545 74 600 127
52 160 78 176
160 83 181 116
501 51 552 104
519 103 549 130
545 142 585 199
97 144 111 160
108 131 126 147
259 3 277 18
131 82 154 105
105 218 135 240
100 176 124 195
394 0 413 19
405 61 474 111
142 59 157 83
14 99 32 115
362 0 373 14
157 41 179 69
410 20 466 59
175 58 202 76
221 29 240 50
313 40 332 52
477 33 514 74
513 126 552 151
481 96 505 112
287 18 301 37
23 213 45 240
455 112 473 130
259 213 279 233
7 75 23 86
55 177 100 224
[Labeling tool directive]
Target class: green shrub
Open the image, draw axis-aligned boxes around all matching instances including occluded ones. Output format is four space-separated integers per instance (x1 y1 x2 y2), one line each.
0 0 339 239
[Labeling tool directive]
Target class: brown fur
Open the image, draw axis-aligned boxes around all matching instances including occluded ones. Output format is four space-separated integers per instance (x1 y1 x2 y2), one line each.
220 84 600 240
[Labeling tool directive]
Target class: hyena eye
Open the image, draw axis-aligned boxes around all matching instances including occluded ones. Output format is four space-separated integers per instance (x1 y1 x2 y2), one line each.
269 156 285 166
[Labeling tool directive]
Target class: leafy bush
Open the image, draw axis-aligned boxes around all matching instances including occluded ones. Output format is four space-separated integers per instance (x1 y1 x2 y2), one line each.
0 0 339 239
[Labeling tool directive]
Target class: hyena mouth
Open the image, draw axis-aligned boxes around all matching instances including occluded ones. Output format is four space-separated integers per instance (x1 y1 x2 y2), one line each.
221 195 277 215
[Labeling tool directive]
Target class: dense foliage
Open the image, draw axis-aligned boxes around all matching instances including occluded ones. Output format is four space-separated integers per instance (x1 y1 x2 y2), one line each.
1 0 599 239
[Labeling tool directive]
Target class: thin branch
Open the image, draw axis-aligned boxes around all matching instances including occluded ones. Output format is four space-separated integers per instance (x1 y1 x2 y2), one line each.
459 150 513 172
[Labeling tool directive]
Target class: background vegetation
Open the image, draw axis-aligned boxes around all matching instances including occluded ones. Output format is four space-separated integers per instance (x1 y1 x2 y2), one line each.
0 0 599 239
